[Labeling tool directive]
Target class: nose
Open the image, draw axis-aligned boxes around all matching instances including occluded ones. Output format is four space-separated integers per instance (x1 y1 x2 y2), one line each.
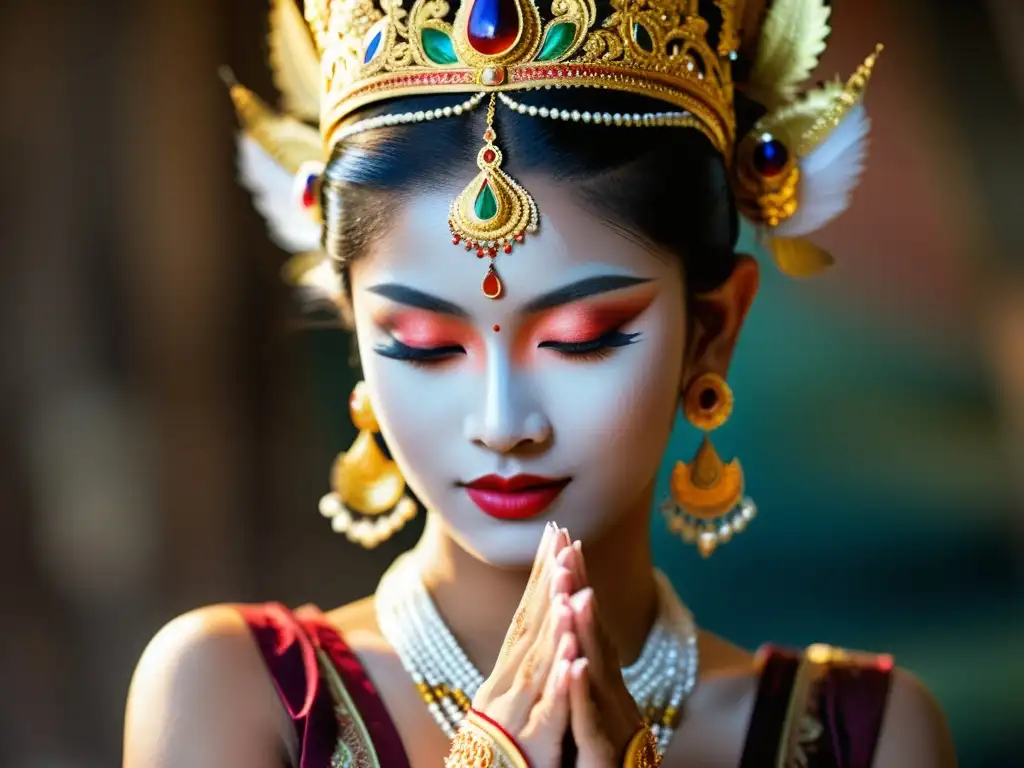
463 349 551 454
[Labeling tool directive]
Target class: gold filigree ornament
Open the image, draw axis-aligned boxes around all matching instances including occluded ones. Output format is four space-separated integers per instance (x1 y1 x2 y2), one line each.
623 725 662 767
445 710 530 768
226 0 885 303
662 372 755 558
449 94 537 299
318 381 418 548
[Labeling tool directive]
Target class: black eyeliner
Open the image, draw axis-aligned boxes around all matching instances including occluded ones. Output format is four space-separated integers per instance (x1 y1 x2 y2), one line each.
373 339 464 361
539 330 641 354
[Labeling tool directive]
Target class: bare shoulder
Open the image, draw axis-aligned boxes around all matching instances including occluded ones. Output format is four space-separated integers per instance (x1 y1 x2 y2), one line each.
323 595 407 683
123 604 288 768
874 668 956 768
665 630 760 765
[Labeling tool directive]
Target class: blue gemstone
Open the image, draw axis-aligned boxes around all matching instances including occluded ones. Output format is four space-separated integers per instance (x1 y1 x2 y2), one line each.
363 29 383 63
467 0 520 55
753 135 789 177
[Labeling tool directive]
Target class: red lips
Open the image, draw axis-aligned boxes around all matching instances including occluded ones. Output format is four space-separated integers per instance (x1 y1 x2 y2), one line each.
463 474 570 520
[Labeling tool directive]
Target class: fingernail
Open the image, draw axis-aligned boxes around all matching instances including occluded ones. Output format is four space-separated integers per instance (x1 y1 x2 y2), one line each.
569 587 593 613
571 658 588 679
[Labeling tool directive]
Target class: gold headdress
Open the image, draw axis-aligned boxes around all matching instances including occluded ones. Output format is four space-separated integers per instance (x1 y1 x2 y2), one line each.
226 0 882 296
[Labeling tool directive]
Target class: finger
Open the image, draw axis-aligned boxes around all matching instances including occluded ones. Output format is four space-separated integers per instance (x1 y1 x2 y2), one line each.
550 527 571 567
549 565 575 600
571 540 590 587
569 588 601 671
526 632 576 741
502 525 560 656
569 588 620 710
516 594 573 700
568 658 601 742
528 522 556 581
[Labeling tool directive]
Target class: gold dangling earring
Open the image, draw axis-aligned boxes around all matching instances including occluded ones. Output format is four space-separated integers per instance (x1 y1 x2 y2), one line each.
318 381 417 548
661 372 756 558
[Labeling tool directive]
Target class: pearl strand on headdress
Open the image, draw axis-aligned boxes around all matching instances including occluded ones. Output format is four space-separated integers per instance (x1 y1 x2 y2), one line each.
328 88 705 150
330 92 487 145
497 92 702 130
375 554 698 754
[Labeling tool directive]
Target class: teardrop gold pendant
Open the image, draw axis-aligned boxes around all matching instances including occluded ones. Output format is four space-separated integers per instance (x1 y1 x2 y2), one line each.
449 94 537 298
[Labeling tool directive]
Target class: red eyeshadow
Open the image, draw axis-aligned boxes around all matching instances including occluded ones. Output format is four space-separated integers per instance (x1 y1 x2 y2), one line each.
386 311 468 348
530 297 651 344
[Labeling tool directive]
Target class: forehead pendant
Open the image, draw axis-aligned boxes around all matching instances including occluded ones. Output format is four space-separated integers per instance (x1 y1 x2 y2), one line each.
449 93 538 300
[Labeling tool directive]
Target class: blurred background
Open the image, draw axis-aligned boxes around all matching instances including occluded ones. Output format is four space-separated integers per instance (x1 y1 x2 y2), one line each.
1 0 1021 766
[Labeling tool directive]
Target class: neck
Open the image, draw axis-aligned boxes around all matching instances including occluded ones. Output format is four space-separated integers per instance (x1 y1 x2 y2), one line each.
413 488 660 677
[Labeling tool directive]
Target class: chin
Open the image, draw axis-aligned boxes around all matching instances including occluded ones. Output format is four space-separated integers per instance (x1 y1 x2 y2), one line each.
451 523 547 569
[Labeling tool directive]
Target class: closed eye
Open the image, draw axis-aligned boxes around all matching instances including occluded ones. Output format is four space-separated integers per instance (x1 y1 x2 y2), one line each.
539 329 640 361
373 339 465 366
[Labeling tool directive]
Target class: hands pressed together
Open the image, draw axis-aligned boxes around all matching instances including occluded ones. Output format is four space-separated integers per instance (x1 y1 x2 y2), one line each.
447 523 659 768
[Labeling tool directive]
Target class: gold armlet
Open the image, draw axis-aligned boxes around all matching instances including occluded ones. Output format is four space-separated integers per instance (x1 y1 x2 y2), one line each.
445 710 530 768
622 725 661 768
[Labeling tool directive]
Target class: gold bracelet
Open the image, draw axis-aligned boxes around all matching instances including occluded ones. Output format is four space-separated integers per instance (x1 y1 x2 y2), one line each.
445 709 530 768
623 725 661 768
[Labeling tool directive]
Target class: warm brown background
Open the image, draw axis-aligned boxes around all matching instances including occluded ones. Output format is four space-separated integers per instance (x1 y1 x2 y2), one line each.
1 0 1021 766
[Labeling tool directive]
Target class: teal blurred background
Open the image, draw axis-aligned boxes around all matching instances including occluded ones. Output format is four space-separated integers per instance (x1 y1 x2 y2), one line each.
1 0 1021 766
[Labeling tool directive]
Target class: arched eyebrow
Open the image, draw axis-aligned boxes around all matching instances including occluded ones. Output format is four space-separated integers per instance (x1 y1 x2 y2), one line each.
366 283 470 317
520 274 653 314
366 273 652 318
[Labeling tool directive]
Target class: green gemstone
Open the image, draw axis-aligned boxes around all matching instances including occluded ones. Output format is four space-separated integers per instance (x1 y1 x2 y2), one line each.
632 23 654 53
422 28 458 64
537 23 576 62
474 179 498 221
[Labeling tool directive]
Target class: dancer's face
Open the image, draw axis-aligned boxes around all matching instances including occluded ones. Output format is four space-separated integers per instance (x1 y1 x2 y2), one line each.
350 177 757 566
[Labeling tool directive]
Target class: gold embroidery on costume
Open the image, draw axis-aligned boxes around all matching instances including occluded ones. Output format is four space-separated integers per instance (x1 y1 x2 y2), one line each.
316 647 382 768
775 644 838 768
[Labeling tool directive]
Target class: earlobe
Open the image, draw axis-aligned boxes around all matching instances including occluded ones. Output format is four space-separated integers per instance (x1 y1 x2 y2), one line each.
684 254 760 381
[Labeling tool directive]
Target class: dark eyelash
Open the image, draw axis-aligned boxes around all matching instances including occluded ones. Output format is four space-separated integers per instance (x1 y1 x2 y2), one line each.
539 330 641 359
373 339 465 366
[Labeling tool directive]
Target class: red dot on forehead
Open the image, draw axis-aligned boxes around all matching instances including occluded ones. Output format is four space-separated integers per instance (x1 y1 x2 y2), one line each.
493 324 501 332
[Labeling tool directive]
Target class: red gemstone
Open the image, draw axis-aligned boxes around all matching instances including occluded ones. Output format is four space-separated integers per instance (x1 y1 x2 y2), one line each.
483 128 496 142
483 148 496 163
452 234 461 244
465 242 473 251
477 246 485 257
482 266 503 298
467 0 521 55
503 243 512 254
514 233 525 242
487 247 496 257
301 177 317 208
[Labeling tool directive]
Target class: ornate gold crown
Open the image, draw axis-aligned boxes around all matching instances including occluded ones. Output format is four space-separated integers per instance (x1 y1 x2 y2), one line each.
227 0 882 298
310 0 740 157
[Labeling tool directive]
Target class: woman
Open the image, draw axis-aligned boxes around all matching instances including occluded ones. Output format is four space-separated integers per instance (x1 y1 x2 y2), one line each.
123 0 956 765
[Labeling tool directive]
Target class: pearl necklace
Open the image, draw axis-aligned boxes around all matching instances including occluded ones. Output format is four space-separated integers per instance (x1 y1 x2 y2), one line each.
375 553 698 754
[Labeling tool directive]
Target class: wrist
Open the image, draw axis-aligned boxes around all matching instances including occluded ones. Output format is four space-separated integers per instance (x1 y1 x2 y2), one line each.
445 709 532 768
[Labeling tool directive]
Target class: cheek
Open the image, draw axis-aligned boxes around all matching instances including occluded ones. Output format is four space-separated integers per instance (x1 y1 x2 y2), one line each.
546 307 684 462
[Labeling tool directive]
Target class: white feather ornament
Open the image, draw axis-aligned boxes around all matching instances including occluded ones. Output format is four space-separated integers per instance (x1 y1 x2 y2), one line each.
268 0 321 123
737 46 884 277
748 0 832 109
773 103 870 238
237 135 323 254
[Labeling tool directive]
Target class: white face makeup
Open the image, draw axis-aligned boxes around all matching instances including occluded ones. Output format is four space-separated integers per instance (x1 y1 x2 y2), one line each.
349 177 688 567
